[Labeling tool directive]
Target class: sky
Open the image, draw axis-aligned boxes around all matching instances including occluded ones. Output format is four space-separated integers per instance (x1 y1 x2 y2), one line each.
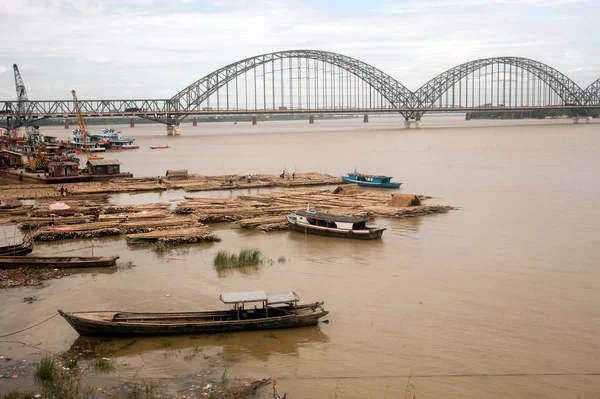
0 0 598 100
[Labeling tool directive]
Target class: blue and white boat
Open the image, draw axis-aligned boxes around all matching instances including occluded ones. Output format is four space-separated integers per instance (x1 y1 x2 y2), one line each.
341 169 402 188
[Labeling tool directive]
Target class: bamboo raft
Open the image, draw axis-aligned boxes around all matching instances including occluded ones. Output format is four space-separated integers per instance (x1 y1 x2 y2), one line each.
30 216 212 241
127 226 221 244
0 173 343 200
178 187 454 230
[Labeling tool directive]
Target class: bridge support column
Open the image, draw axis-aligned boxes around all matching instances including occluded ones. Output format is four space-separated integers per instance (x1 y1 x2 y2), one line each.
193 117 197 127
586 116 593 123
166 125 181 136
363 114 369 123
309 115 314 124
252 116 257 125
64 119 69 129
130 118 135 128
404 119 421 129
465 112 472 121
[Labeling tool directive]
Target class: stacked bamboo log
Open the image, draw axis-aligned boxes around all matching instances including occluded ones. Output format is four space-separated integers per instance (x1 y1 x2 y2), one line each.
29 216 214 241
127 226 221 244
0 173 343 200
176 187 454 230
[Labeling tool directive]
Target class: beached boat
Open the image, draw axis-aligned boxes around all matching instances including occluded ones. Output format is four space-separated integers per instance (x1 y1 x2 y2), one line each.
150 145 170 149
0 255 119 269
58 291 328 337
341 169 402 188
0 238 33 256
286 209 385 239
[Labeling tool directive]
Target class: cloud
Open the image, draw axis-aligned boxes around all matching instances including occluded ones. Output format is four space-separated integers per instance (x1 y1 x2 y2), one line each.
0 0 598 98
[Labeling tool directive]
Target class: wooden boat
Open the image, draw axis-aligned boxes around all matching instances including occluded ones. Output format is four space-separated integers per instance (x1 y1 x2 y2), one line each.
120 144 139 149
0 238 33 256
341 169 402 188
150 145 170 149
58 291 328 337
0 255 119 269
286 209 385 239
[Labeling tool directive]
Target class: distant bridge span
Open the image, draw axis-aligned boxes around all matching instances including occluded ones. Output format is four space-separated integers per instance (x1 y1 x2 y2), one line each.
1 50 598 131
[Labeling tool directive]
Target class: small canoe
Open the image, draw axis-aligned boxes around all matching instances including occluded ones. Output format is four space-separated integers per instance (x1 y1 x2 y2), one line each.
58 291 328 337
0 255 119 269
150 145 170 149
0 238 33 256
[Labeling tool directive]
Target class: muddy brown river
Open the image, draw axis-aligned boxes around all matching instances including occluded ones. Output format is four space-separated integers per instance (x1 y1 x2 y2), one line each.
1 116 599 398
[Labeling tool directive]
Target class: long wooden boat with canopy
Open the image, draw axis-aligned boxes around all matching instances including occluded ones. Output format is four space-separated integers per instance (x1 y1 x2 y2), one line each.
58 291 328 337
286 208 385 239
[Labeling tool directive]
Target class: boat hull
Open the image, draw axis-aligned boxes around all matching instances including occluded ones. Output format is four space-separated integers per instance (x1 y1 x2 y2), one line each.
0 240 33 256
287 217 385 240
58 304 328 337
341 176 402 188
0 256 119 269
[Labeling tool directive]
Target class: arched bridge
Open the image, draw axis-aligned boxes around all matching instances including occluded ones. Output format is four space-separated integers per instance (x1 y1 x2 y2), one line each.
1 50 599 131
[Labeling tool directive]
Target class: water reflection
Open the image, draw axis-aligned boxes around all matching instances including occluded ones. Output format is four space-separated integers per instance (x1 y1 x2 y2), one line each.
67 325 329 362
215 263 261 278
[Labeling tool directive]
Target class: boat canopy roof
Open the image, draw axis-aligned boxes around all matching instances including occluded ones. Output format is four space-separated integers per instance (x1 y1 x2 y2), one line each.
296 210 367 223
348 172 392 179
267 291 300 305
220 291 267 304
220 290 300 305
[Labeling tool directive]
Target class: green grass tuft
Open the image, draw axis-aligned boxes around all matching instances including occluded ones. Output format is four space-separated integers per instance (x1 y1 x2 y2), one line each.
35 357 55 382
65 357 78 369
213 248 263 270
220 367 230 386
3 389 36 399
93 357 113 372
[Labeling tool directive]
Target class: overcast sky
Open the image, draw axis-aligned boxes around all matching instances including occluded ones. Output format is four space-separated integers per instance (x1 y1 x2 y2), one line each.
0 0 598 100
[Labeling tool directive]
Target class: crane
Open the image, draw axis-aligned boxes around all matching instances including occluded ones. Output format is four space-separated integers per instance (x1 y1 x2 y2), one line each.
71 90 103 161
10 64 43 151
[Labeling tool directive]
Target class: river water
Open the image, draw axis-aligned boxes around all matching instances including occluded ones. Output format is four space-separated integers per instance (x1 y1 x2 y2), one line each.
1 116 599 398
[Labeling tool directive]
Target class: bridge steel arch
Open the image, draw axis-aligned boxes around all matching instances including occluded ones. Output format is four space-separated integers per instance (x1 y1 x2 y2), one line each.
413 57 587 115
584 78 600 105
168 49 414 124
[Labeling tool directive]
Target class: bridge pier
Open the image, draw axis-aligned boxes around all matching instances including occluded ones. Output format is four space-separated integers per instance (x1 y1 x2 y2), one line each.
130 118 135 128
363 114 369 123
193 117 197 127
64 119 69 129
252 116 257 125
403 119 421 129
572 116 593 124
166 125 181 136
309 115 314 124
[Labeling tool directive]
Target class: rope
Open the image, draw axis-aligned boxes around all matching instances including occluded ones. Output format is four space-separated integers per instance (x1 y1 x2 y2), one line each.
0 313 59 338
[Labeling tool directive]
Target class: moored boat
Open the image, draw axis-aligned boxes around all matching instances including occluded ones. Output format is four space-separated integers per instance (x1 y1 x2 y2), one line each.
341 169 402 188
120 143 139 149
286 209 385 239
58 291 328 337
0 255 119 269
101 128 136 149
150 145 170 149
0 237 33 256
